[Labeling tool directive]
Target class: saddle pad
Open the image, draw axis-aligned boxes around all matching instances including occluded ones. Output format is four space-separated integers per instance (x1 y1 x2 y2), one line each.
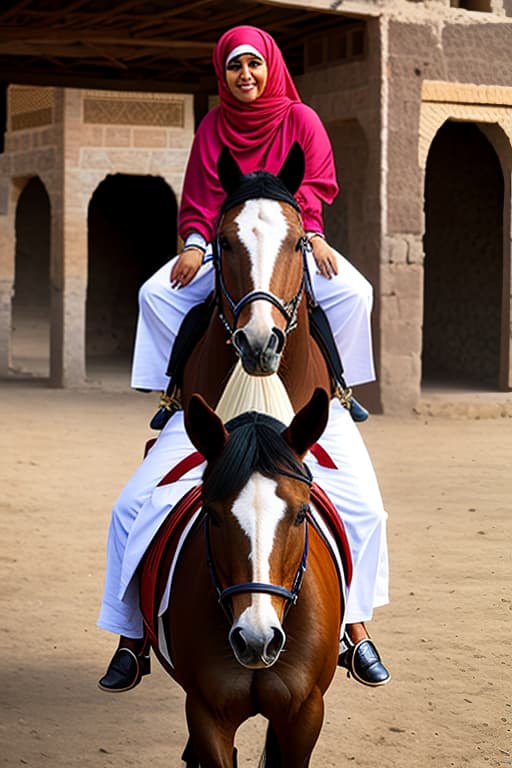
139 484 203 651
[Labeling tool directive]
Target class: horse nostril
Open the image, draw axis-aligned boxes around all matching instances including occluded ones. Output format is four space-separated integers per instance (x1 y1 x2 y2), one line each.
229 626 248 657
266 626 286 659
269 327 285 354
232 329 249 356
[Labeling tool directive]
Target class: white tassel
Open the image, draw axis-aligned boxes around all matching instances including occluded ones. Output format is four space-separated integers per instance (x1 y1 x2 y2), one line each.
215 360 295 423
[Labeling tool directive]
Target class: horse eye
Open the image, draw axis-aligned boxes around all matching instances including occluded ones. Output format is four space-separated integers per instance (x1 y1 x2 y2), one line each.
219 236 231 251
294 504 309 526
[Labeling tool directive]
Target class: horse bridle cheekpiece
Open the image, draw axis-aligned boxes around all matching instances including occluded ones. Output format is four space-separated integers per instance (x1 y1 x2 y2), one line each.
213 172 314 340
205 464 313 624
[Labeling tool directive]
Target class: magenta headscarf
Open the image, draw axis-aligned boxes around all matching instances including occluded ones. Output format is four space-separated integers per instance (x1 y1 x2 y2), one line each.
213 26 300 160
178 26 338 241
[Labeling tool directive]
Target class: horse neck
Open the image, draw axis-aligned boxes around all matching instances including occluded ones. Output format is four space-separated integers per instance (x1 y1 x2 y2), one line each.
279 302 331 412
182 316 238 411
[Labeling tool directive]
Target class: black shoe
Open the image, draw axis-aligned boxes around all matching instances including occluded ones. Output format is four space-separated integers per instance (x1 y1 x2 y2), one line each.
149 391 182 430
150 406 174 430
97 648 151 693
338 639 390 687
349 396 369 422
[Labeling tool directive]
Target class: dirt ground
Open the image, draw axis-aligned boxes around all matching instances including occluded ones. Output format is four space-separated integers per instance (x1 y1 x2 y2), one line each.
1 377 511 767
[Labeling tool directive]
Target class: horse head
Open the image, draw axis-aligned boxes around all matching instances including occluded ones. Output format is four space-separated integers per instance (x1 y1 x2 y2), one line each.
185 388 330 669
216 142 307 376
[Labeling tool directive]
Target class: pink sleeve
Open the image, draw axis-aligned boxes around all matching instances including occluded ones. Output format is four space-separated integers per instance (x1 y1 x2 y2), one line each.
291 104 339 234
178 110 224 243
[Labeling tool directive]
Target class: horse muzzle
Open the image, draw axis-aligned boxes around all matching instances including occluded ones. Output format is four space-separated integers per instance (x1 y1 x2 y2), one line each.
228 624 286 669
232 327 285 376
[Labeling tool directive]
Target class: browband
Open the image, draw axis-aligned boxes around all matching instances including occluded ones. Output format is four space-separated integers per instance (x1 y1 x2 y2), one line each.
219 171 301 217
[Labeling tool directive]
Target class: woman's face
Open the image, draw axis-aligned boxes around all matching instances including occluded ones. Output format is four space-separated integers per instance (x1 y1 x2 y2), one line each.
225 53 268 103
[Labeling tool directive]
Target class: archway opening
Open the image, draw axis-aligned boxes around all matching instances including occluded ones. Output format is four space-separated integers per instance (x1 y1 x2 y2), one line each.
422 121 504 390
87 174 177 381
12 176 51 378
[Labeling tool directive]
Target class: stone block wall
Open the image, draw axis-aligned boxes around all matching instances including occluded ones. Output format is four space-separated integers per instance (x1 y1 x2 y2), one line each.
382 14 512 412
0 86 194 385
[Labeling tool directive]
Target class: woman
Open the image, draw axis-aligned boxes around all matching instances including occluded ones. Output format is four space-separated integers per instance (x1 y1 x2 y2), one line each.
97 26 390 692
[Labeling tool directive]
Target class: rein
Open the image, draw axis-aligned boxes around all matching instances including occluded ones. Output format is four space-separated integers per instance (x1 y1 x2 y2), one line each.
205 465 313 624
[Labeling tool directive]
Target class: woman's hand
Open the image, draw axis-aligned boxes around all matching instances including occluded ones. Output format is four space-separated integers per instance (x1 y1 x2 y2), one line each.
170 248 204 288
310 237 338 279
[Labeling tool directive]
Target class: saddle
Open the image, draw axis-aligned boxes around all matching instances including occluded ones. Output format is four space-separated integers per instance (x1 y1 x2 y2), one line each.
139 446 352 670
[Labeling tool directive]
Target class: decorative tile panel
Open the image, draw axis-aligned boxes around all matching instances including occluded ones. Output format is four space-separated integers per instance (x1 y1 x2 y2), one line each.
83 91 185 127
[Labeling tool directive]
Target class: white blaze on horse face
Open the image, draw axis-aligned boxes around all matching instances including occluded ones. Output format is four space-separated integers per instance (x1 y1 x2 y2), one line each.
231 472 285 637
235 199 288 335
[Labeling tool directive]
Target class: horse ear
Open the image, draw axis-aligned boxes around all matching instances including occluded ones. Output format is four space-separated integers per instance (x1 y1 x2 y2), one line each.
277 141 305 197
282 388 330 458
218 145 244 195
185 394 228 462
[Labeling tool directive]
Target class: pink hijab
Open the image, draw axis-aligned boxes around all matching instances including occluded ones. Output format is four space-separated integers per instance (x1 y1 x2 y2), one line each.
178 26 338 241
213 26 300 160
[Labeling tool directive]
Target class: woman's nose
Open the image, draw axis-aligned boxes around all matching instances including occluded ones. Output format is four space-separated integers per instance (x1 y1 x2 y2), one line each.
240 64 251 79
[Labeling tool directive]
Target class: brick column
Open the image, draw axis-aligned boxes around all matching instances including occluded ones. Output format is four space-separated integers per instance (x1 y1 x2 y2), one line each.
0 179 19 377
49 89 87 387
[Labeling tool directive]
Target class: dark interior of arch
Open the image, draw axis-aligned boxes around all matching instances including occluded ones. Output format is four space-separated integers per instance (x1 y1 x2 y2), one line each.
87 173 177 361
422 121 504 388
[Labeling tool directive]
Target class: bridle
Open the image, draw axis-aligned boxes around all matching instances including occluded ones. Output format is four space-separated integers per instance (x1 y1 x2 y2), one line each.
212 224 314 340
204 464 313 624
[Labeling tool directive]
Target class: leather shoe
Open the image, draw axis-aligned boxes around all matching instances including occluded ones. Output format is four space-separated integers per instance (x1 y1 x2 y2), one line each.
98 648 151 693
338 639 390 687
349 396 369 422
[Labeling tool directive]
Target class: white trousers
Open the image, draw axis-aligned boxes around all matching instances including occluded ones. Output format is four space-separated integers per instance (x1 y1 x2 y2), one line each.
131 250 375 392
97 400 388 639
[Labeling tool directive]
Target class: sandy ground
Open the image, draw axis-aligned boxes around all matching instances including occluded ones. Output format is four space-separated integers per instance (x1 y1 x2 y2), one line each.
1 376 511 768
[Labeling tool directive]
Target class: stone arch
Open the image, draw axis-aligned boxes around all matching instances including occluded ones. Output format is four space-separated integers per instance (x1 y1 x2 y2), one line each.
422 120 505 389
86 173 177 375
12 175 51 377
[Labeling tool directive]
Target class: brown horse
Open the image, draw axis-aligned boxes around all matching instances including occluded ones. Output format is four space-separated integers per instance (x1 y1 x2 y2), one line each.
141 147 345 765
162 389 341 767
180 142 332 417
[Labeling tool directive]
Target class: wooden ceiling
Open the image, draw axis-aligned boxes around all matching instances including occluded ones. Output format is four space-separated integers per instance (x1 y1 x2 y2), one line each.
0 0 356 93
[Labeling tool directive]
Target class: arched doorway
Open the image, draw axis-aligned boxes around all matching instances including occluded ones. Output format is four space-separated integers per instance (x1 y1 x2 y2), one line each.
12 176 51 378
422 121 505 390
87 174 177 380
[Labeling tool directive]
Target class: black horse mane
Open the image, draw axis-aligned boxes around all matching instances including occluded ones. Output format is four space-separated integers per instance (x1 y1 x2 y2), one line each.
202 411 309 504
219 171 301 217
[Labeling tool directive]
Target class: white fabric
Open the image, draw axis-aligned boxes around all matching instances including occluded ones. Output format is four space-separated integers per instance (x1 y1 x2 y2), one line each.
97 400 388 639
225 44 264 65
130 249 375 392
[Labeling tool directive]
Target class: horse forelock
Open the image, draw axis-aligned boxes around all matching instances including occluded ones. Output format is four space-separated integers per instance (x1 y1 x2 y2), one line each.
219 171 301 217
202 414 307 506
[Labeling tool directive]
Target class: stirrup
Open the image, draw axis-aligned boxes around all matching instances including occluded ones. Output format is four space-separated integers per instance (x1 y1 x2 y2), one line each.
335 385 369 422
149 389 182 430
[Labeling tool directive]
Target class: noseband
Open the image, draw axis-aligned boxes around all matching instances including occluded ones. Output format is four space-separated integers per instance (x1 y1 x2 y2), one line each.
205 465 313 624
